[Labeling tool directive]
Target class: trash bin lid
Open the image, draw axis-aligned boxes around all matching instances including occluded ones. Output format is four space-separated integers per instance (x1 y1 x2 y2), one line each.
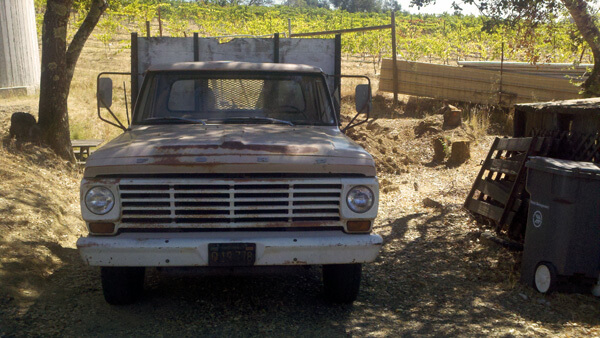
526 156 600 179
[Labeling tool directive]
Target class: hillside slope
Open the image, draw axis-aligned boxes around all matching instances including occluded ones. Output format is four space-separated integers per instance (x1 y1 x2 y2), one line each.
0 105 85 317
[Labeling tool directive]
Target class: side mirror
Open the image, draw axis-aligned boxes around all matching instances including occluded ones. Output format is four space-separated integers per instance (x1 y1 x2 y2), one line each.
96 74 127 131
355 84 372 114
339 75 371 133
98 77 113 108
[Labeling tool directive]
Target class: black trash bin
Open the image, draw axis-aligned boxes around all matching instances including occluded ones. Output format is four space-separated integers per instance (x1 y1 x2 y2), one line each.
521 157 600 294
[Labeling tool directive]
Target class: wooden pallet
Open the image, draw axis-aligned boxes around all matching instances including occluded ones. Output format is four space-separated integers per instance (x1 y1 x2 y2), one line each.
464 137 548 239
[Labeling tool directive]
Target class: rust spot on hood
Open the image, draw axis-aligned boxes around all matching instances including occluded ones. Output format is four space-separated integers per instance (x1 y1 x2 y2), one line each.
283 260 308 265
157 141 319 154
150 156 213 166
82 178 121 185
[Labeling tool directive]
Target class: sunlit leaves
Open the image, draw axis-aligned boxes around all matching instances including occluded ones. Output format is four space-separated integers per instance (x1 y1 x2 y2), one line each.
62 2 592 65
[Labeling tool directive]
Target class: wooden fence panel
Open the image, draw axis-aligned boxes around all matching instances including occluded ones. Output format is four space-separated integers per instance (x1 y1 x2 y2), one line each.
458 61 590 80
380 59 582 106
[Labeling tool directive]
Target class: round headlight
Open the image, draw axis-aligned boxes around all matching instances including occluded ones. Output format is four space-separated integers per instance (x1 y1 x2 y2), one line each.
346 186 374 213
85 186 115 215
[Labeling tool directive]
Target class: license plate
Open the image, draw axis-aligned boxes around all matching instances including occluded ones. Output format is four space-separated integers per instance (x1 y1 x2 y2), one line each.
208 243 256 267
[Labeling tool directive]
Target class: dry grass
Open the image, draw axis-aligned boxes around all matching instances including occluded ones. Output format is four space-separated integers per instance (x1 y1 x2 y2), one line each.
464 105 492 138
0 141 85 312
67 32 131 143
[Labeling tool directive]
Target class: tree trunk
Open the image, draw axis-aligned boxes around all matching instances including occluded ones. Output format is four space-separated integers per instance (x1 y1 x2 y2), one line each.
37 0 107 162
37 0 74 161
562 0 600 96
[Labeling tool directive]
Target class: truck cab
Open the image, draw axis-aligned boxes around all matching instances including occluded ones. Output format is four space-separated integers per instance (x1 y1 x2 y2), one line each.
77 61 381 304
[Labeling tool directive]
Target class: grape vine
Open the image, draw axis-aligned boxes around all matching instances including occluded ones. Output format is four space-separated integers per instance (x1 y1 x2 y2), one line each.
37 1 593 65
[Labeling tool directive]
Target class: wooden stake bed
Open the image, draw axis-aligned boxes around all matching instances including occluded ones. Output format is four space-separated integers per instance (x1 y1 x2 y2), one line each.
464 137 549 239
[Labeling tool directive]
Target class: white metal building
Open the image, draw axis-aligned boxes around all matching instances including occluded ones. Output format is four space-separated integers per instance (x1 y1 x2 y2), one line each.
0 0 40 98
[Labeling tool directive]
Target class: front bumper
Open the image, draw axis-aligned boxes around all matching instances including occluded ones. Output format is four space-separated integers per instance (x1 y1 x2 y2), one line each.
76 231 383 267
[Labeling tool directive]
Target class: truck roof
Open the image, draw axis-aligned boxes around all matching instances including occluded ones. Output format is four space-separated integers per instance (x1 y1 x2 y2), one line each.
147 61 324 74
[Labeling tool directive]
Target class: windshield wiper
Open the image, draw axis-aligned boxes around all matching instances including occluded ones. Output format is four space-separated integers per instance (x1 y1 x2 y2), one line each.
215 116 294 126
143 117 206 125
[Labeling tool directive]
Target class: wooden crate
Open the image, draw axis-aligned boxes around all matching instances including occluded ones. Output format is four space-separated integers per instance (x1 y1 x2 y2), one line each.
531 130 600 163
513 98 600 163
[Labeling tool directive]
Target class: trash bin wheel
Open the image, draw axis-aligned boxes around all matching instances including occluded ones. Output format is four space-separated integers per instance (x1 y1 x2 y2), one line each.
534 262 557 294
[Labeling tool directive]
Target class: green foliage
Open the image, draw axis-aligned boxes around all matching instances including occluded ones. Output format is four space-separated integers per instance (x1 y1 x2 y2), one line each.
38 1 591 65
34 0 47 12
330 0 382 12
95 13 122 55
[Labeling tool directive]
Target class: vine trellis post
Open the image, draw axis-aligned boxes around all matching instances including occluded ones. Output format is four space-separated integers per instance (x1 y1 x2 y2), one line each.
289 12 399 105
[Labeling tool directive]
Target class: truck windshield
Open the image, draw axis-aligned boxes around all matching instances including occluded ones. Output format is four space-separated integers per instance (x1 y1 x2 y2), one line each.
134 72 336 126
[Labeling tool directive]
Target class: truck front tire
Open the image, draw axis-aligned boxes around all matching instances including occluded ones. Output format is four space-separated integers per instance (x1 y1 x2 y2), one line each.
322 263 362 303
101 267 145 305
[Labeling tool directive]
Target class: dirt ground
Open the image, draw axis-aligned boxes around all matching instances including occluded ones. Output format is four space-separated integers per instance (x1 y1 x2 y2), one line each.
1 29 600 335
1 94 600 336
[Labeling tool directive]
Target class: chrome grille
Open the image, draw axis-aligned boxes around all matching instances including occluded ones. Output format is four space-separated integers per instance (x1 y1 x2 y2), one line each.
118 179 342 227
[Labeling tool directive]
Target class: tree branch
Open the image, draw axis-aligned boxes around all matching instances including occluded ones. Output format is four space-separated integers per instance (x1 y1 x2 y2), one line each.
562 0 600 95
66 0 108 76
562 0 600 58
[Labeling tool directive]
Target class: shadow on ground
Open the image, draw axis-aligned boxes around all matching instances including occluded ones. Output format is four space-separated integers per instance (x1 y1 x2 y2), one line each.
1 211 600 336
369 209 600 335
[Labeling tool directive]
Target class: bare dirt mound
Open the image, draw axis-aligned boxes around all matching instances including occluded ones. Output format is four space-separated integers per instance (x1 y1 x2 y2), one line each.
342 96 477 176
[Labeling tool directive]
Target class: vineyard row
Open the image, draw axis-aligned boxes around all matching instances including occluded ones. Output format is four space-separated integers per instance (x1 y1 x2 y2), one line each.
47 3 593 67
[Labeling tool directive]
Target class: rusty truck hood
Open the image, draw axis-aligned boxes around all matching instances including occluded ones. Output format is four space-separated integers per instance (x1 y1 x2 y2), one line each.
83 125 376 177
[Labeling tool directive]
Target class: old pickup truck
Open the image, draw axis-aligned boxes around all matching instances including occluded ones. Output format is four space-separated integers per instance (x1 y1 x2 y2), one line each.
77 61 381 304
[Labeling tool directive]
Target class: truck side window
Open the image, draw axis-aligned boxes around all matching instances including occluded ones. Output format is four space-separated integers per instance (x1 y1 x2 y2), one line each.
313 79 335 124
168 80 195 111
271 80 305 111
